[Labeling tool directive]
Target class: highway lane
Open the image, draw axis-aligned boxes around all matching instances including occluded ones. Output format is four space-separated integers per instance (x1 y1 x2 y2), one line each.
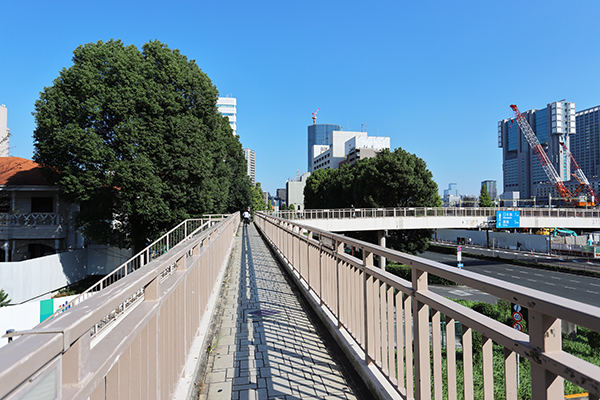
420 251 600 308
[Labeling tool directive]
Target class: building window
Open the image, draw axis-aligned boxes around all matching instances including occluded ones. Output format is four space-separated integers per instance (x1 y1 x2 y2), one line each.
31 197 53 213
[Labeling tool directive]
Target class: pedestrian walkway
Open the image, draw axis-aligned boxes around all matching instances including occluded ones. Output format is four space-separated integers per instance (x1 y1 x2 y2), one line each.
199 223 365 400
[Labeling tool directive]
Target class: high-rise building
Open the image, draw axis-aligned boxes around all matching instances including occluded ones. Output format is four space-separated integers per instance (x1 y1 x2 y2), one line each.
481 180 497 200
442 183 459 206
307 124 342 172
217 96 237 135
498 100 575 198
243 148 255 185
573 105 600 178
0 105 9 157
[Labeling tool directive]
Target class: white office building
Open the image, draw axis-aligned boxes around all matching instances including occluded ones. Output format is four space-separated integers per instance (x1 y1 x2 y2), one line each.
286 172 311 211
243 148 256 185
0 105 9 157
313 131 390 172
217 96 237 135
312 131 366 171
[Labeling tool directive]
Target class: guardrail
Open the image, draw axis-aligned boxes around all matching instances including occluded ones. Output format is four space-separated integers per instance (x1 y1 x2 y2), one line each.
0 212 62 226
271 206 600 220
0 213 239 400
42 215 223 325
254 212 600 400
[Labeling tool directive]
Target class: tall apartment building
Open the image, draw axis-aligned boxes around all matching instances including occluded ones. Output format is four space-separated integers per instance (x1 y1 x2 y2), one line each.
217 96 237 135
307 123 342 172
0 105 9 157
243 148 256 185
498 100 575 198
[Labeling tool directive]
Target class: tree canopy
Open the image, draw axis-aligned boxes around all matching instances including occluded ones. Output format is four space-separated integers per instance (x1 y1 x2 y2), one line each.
304 148 441 254
479 184 494 207
33 40 251 251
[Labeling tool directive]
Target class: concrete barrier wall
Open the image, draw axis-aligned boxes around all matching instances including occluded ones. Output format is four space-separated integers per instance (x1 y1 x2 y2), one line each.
0 295 77 349
0 246 133 304
434 229 550 252
0 251 87 304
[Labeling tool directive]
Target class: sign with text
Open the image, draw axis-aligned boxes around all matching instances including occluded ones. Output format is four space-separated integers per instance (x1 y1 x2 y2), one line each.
496 211 521 228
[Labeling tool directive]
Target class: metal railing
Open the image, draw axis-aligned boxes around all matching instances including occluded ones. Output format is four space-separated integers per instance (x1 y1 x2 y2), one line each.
255 212 600 400
0 212 62 226
0 213 239 400
271 206 600 220
41 216 222 324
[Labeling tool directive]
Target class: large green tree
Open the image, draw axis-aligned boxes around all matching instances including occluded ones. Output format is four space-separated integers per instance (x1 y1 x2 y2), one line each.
304 148 441 254
479 184 494 207
33 40 250 252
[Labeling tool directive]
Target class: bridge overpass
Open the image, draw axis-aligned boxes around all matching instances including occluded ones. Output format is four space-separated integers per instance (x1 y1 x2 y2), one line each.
273 207 600 231
2 211 600 399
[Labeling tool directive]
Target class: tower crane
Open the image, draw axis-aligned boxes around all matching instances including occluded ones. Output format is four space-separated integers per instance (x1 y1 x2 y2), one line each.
312 108 320 125
559 141 599 205
509 104 572 200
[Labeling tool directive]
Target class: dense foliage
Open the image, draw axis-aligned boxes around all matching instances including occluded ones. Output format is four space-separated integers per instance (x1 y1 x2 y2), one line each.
479 184 494 207
33 40 251 251
304 148 441 254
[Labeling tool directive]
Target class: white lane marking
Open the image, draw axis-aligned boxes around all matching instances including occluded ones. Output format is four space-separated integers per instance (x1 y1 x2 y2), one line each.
527 279 536 282
545 282 555 286
534 273 543 277
590 283 600 287
569 280 580 283
551 276 561 280
497 273 506 276
586 290 599 294
505 268 514 271
565 286 576 290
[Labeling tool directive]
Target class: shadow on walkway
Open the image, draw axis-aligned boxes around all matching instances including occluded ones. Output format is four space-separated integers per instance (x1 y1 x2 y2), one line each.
199 223 370 399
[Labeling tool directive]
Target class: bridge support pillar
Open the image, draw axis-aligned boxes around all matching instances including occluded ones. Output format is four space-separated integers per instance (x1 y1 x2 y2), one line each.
378 230 386 269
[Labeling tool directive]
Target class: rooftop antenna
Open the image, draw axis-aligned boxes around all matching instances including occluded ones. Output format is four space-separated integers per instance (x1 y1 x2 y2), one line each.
312 108 320 124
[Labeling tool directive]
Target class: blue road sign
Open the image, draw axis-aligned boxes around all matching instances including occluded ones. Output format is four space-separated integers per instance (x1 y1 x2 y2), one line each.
496 211 521 228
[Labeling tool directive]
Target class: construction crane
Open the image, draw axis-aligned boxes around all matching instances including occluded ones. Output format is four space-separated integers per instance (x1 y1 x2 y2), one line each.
509 104 572 200
559 141 599 205
312 108 320 125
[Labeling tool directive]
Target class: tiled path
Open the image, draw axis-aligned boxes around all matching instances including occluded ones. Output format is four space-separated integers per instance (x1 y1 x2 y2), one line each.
199 223 365 400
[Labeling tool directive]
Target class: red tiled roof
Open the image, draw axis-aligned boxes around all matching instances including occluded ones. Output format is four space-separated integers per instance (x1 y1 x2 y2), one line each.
0 157 50 186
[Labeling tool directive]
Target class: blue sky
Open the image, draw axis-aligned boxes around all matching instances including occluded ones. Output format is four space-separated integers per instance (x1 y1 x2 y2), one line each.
3 1 600 197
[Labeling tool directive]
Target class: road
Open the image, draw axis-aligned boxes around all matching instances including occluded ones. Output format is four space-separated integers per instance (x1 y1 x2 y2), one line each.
421 251 600 308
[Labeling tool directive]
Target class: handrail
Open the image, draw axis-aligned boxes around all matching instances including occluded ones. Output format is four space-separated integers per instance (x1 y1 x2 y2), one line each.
0 213 239 400
270 206 600 220
254 212 600 399
41 215 225 324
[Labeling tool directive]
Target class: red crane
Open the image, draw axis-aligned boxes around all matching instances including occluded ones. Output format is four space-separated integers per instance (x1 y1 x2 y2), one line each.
559 141 599 205
312 108 320 125
509 104 572 200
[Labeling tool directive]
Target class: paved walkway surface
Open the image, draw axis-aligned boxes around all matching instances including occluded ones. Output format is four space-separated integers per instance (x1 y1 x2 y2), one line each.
199 223 365 400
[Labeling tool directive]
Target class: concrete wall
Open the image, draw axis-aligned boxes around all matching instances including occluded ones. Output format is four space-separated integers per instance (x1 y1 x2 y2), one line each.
434 229 550 252
0 246 132 304
0 295 77 349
